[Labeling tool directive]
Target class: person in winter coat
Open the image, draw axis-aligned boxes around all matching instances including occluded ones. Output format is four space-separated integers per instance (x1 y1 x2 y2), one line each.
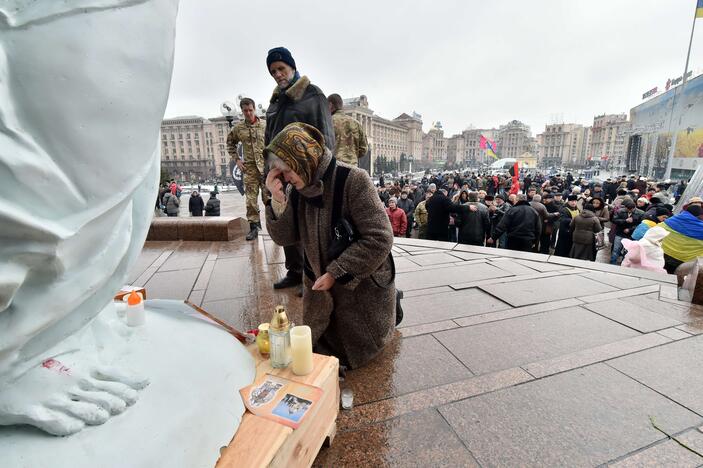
554 195 580 257
591 197 610 226
265 46 336 291
569 203 602 261
162 190 179 217
264 122 396 369
426 188 461 241
386 197 408 237
189 190 204 216
489 194 541 252
539 193 561 254
204 192 220 216
415 191 432 239
632 206 671 240
456 192 491 246
610 198 644 264
396 191 415 237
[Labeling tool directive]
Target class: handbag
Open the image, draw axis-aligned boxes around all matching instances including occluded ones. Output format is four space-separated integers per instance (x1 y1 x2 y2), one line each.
327 165 356 261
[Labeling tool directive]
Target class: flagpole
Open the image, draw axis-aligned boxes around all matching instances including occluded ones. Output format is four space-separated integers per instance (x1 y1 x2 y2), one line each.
664 5 697 180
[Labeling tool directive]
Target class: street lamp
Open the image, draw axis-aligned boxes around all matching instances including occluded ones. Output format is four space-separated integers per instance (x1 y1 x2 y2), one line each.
220 101 237 129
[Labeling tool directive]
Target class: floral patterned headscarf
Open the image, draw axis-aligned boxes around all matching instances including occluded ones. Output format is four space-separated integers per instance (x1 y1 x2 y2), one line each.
265 123 325 187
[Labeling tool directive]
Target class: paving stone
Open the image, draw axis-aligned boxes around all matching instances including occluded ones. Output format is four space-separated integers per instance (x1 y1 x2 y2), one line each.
578 284 662 303
657 327 693 341
314 409 479 468
402 285 453 298
488 258 537 275
200 295 258 331
156 242 211 271
523 332 671 378
449 251 492 261
436 307 639 374
395 262 510 291
547 255 677 283
338 367 532 431
394 238 456 250
583 299 682 333
454 298 583 328
398 320 459 338
144 268 200 301
344 334 472 405
451 268 584 290
621 294 700 323
480 274 617 307
192 260 215 291
407 252 462 266
581 271 659 290
439 363 702 467
394 256 423 272
513 258 571 272
609 335 703 414
187 289 204 307
126 248 164 283
202 257 254 302
609 429 703 467
399 288 510 327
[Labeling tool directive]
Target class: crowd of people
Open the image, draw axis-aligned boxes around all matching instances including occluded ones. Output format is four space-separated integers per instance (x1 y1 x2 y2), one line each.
156 179 221 217
378 171 703 275
154 44 702 371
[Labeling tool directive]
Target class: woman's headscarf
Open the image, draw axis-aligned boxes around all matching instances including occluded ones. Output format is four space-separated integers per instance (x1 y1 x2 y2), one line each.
265 122 325 187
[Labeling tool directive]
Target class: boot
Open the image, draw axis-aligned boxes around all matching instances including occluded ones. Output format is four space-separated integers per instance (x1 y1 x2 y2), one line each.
245 222 259 241
395 289 404 326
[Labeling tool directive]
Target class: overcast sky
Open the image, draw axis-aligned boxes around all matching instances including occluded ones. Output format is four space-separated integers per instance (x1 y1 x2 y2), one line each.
164 0 703 136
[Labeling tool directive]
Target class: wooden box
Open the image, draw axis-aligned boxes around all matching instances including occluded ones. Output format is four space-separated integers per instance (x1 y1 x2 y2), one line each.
217 348 339 468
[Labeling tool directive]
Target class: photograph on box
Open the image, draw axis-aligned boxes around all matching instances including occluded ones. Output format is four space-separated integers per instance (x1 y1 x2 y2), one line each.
239 375 322 429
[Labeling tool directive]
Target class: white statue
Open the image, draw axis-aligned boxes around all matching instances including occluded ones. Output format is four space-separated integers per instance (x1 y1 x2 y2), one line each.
0 2 254 461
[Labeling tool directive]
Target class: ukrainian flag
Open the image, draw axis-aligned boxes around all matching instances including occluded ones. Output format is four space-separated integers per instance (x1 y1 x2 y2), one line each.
661 210 703 262
697 0 703 18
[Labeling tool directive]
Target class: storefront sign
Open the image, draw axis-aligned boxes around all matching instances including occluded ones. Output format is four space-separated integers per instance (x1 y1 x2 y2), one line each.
642 87 658 99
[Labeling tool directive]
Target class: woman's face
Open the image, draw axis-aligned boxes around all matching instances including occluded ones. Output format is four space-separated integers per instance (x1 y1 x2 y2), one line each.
281 168 306 190
592 199 602 209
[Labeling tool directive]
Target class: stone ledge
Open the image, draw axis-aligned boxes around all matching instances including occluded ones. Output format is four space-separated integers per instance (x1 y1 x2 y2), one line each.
147 217 248 241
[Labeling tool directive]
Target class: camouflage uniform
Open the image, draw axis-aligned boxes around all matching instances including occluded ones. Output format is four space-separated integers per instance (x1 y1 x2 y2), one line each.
227 118 269 224
332 112 368 166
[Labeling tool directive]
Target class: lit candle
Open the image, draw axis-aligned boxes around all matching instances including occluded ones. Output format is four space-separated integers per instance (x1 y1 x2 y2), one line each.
290 325 313 376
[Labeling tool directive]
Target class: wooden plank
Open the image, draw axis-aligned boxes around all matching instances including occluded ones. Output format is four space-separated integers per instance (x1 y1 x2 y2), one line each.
217 348 339 468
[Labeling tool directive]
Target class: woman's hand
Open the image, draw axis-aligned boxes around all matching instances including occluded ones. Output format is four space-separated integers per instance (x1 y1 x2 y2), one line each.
266 168 286 204
312 272 335 291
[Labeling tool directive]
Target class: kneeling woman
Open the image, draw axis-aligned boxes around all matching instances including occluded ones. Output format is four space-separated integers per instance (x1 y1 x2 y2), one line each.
264 123 396 369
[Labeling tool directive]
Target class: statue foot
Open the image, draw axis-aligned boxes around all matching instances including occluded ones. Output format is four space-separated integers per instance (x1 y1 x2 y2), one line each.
0 356 149 436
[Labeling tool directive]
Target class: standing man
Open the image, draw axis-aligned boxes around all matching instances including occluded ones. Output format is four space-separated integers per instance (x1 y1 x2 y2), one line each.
489 194 541 252
327 93 368 167
227 97 269 241
264 46 335 290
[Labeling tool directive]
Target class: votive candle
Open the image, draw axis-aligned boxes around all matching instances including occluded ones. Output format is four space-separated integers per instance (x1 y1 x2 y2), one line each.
290 325 313 376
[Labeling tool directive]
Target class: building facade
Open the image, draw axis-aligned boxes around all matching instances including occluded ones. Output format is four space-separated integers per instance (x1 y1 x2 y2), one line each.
496 120 535 160
160 115 236 182
589 113 630 171
537 123 585 168
422 122 447 163
341 96 426 173
627 73 703 179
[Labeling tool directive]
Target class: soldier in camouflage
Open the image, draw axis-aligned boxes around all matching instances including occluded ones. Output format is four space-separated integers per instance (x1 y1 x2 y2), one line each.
327 94 368 167
227 97 269 240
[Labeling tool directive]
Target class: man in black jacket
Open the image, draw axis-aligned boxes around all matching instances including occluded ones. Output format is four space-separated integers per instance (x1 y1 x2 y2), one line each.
457 192 491 246
426 188 460 241
489 195 541 252
264 47 336 290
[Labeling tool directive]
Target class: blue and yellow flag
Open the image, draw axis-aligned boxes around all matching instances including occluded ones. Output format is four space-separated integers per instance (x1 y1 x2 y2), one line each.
697 0 703 18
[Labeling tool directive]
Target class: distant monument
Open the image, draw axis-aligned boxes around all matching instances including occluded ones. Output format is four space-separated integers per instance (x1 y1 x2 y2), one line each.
0 1 253 466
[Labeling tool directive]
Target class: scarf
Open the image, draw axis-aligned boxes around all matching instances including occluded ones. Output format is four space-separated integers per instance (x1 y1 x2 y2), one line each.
265 122 332 206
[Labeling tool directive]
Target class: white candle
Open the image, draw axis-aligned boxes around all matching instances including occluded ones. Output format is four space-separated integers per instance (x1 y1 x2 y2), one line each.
290 326 313 376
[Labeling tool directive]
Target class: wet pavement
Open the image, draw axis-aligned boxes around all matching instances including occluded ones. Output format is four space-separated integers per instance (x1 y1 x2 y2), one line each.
131 193 703 467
